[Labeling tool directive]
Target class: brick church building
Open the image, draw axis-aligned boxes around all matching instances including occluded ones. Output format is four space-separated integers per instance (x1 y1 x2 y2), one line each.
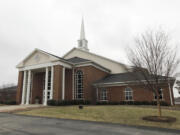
16 19 175 106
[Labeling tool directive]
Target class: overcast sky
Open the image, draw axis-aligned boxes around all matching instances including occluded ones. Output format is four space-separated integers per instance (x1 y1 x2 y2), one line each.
0 0 180 96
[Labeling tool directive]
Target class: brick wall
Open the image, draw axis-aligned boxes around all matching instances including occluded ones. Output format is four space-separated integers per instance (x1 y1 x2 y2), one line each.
16 71 23 104
74 66 109 103
97 84 174 105
65 69 73 100
53 65 63 101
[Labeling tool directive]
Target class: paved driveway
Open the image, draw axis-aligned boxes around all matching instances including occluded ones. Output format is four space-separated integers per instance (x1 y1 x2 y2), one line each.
0 113 179 135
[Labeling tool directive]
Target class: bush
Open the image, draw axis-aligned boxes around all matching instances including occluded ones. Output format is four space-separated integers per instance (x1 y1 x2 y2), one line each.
47 100 169 106
47 100 91 106
0 101 16 105
47 100 57 106
96 101 169 106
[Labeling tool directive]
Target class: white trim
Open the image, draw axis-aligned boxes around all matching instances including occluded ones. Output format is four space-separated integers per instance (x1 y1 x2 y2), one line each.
21 71 27 105
74 70 84 100
62 67 65 100
63 48 126 67
50 66 54 99
99 88 108 101
16 48 59 68
75 63 110 73
72 68 74 100
16 48 74 68
44 67 48 106
124 87 133 101
153 88 164 100
96 88 99 101
168 83 173 105
94 79 174 87
18 61 72 71
25 70 31 105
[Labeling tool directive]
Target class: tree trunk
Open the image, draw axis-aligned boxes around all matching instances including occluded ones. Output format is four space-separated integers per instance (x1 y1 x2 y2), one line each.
157 97 162 117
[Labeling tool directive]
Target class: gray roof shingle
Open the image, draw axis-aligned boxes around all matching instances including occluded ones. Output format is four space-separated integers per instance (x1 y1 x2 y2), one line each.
94 72 172 85
66 57 91 64
94 72 142 84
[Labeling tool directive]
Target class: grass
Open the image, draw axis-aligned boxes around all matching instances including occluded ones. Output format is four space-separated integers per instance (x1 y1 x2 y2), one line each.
16 105 180 130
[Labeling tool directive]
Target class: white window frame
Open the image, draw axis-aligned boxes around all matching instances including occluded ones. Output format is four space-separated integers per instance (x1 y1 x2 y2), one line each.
100 88 108 101
43 70 52 101
154 88 163 100
74 70 84 100
125 87 133 101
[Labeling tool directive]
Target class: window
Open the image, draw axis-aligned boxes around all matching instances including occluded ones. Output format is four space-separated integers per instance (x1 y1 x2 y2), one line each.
100 88 108 101
43 70 52 101
154 88 163 100
75 70 84 100
125 87 133 101
48 71 51 90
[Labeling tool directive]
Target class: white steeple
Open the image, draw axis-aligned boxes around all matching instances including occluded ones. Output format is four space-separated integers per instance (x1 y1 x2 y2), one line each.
78 17 89 51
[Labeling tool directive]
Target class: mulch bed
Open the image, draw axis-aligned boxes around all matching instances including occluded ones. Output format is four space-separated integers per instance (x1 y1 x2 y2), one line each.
142 116 176 123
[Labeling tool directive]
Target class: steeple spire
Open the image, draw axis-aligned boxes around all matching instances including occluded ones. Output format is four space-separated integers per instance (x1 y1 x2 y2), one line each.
80 18 85 40
78 17 89 51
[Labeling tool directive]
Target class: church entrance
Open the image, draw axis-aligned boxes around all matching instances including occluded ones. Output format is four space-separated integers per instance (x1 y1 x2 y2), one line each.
31 72 45 104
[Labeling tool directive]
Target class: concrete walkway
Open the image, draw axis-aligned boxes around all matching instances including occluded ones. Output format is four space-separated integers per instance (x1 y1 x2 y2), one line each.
0 105 43 113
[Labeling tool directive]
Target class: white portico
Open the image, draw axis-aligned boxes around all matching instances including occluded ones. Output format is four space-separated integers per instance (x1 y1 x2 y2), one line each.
16 49 72 105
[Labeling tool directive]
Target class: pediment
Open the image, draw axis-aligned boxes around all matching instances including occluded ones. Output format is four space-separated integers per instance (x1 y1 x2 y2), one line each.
16 49 60 68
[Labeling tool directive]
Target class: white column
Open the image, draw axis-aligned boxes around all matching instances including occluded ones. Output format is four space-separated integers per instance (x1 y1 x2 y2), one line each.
168 82 173 106
62 67 65 100
21 71 27 105
72 68 74 100
50 66 54 99
25 70 31 105
96 88 99 101
44 67 49 106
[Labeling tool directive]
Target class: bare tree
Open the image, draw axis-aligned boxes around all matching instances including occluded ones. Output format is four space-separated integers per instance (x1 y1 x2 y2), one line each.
127 29 179 117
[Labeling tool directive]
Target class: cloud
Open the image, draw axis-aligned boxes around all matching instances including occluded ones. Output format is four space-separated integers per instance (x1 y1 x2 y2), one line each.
0 0 179 96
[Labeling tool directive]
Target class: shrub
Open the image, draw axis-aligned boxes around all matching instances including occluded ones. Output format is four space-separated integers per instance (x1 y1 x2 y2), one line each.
47 100 57 106
0 101 16 105
47 100 91 106
96 101 169 106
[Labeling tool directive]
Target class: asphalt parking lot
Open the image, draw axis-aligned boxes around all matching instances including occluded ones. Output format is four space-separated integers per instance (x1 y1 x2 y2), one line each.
0 113 179 135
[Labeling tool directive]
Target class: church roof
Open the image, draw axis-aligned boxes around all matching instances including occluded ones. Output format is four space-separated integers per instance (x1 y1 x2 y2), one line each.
66 57 91 64
94 72 174 86
63 47 127 67
94 72 143 85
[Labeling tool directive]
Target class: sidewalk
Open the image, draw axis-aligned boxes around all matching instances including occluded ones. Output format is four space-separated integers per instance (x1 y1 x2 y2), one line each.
0 104 44 113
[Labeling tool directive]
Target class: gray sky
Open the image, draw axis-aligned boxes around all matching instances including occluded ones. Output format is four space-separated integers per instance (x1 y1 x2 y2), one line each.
0 0 180 95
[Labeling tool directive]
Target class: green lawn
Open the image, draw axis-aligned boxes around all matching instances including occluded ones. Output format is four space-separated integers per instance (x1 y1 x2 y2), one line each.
16 105 180 130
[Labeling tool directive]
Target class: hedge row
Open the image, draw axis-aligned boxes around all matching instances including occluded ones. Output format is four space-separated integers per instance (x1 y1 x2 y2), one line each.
0 101 16 105
47 100 91 106
96 101 169 106
47 100 169 106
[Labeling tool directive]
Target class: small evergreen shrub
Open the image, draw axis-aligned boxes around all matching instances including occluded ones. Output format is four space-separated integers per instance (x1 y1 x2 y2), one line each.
47 100 91 106
0 101 16 105
96 101 169 106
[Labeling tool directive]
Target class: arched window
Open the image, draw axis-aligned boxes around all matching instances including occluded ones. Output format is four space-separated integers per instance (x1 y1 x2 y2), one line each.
125 87 133 101
75 70 84 100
